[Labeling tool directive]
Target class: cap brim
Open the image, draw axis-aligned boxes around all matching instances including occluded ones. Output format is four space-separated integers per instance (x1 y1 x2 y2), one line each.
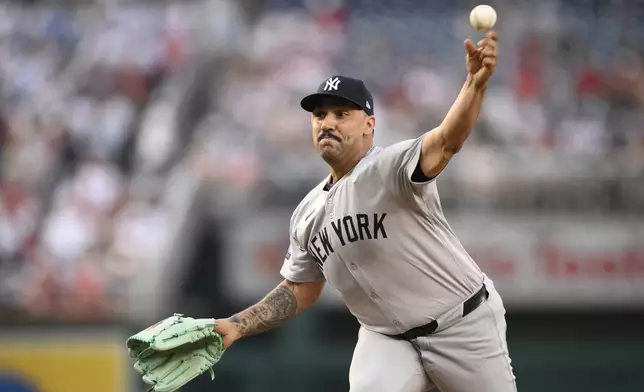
300 92 366 113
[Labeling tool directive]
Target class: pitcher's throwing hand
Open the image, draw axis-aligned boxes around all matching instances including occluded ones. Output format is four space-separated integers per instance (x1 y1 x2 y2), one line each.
465 31 498 89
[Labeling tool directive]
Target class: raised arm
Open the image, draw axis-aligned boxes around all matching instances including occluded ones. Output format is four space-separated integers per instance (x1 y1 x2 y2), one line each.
215 279 325 348
419 31 498 179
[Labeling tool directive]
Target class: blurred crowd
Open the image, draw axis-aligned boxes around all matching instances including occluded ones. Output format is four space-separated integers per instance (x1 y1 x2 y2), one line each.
0 1 201 322
1 0 644 323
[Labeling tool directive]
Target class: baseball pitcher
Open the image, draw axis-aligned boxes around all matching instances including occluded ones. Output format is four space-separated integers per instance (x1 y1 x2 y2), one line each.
130 31 516 392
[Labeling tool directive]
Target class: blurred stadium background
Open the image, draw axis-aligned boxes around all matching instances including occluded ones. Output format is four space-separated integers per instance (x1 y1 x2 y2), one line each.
0 0 643 391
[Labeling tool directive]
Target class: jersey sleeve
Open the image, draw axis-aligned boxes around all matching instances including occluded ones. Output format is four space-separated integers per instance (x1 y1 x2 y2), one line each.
374 135 436 198
279 229 325 283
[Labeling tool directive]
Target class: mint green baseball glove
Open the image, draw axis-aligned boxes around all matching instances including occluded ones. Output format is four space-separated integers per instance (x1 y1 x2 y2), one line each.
126 314 225 392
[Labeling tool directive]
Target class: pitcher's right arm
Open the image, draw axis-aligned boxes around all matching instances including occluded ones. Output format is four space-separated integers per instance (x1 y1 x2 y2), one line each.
216 204 326 349
215 279 325 348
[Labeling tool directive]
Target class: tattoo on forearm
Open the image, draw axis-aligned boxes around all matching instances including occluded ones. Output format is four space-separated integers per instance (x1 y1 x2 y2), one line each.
230 284 298 337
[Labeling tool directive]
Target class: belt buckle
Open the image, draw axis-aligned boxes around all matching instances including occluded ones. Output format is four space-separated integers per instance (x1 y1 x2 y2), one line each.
405 327 422 340
404 321 437 340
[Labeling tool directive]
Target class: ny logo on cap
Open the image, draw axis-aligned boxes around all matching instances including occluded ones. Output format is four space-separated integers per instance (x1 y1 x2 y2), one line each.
324 77 341 91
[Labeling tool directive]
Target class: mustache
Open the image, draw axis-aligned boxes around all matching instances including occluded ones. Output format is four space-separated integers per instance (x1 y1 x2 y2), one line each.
318 131 341 142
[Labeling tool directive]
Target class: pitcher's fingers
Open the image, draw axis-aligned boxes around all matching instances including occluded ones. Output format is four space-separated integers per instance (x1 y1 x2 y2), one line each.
482 57 496 68
480 48 497 58
486 30 498 41
464 39 478 56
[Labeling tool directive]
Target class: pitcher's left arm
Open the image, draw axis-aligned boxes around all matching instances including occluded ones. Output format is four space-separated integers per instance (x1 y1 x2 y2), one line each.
419 31 498 179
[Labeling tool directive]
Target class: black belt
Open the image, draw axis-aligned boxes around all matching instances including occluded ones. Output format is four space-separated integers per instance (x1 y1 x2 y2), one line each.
385 284 489 341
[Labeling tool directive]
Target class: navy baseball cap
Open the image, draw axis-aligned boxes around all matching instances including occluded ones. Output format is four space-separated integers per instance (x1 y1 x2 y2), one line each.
300 75 374 116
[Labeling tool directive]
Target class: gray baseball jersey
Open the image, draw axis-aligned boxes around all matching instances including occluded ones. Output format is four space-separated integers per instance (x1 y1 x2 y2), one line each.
280 136 485 335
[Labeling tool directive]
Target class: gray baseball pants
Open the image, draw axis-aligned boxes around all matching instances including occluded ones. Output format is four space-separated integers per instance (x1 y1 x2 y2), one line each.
348 276 517 392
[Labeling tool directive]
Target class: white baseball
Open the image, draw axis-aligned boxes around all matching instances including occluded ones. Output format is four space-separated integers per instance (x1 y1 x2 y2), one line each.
469 5 497 31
